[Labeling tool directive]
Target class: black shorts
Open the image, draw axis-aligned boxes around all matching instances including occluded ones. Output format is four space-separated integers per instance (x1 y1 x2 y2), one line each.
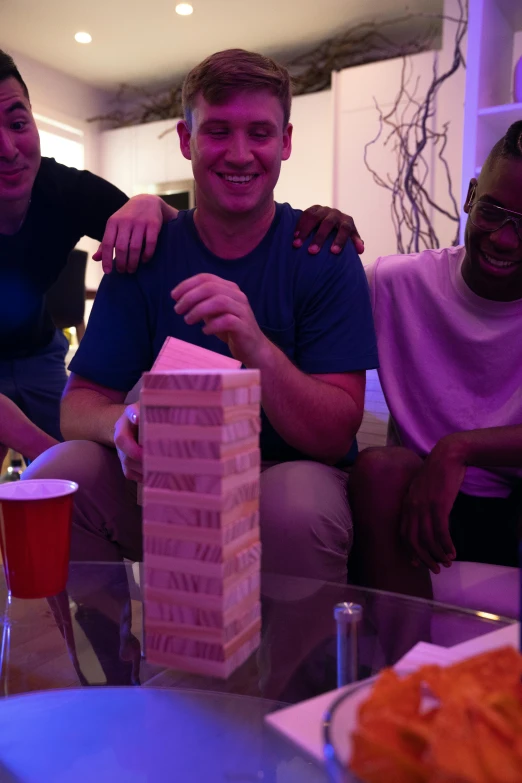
449 483 522 567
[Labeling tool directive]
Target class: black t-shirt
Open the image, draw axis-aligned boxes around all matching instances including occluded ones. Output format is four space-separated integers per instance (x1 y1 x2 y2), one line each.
0 157 128 359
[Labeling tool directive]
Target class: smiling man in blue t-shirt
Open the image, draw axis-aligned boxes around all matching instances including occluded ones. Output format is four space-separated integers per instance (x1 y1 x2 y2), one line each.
27 49 378 584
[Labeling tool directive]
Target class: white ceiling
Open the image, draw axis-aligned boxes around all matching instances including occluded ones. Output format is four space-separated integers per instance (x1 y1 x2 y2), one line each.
0 0 442 90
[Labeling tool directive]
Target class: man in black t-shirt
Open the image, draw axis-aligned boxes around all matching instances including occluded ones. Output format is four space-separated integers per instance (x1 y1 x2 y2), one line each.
0 50 178 443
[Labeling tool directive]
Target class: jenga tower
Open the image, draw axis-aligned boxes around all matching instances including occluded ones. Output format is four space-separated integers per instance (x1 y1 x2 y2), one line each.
141 368 262 678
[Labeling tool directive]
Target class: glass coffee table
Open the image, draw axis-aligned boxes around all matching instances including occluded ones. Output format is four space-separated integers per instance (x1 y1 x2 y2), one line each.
0 563 515 782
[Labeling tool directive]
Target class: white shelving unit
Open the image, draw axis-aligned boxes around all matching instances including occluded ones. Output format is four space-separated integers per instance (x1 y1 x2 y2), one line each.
460 0 522 241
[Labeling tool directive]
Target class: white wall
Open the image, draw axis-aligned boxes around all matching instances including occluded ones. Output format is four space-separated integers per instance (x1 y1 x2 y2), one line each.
514 30 522 80
274 90 333 209
100 118 193 197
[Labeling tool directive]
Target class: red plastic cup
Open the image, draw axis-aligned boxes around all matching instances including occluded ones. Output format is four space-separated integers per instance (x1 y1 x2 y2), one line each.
0 479 78 599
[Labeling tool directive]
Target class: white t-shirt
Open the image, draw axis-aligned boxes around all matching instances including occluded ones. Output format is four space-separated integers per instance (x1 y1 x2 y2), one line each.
367 245 522 497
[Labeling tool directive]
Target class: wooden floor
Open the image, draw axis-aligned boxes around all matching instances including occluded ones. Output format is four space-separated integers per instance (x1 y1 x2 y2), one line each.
2 594 263 698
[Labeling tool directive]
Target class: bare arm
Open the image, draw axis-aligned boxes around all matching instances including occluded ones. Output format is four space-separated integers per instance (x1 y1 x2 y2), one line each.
401 424 522 573
60 374 127 446
93 195 179 274
61 374 144 482
257 341 365 463
439 424 522 468
0 394 58 461
172 274 366 465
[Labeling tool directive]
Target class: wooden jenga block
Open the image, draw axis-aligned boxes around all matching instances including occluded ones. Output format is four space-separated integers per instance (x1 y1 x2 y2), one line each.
146 599 261 645
145 565 260 612
151 336 242 373
144 449 260 478
143 499 259 530
144 521 259 563
145 628 261 679
143 403 259 426
146 586 260 631
142 366 261 679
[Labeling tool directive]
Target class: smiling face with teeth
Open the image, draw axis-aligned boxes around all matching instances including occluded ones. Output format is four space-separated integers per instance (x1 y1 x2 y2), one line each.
462 156 522 302
177 89 292 223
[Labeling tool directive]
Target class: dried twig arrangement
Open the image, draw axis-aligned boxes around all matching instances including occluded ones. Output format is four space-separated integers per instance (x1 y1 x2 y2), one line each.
363 1 467 252
89 14 441 128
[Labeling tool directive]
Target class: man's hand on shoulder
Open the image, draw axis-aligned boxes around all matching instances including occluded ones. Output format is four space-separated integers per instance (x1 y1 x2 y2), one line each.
293 205 364 256
114 402 143 482
172 273 272 368
93 195 178 275
400 437 466 574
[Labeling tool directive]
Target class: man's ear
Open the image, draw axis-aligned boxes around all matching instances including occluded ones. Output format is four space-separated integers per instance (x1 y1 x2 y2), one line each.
177 120 192 161
463 178 477 215
281 123 293 162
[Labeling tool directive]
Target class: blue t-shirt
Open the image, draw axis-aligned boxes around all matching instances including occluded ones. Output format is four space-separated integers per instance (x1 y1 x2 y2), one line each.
70 203 378 463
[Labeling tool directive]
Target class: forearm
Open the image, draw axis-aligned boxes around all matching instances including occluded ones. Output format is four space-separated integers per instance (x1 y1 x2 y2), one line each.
126 193 177 223
253 342 361 463
61 389 125 447
0 395 58 461
438 425 522 468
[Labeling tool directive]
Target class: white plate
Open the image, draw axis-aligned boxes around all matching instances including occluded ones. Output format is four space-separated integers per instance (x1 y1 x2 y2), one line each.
322 680 374 782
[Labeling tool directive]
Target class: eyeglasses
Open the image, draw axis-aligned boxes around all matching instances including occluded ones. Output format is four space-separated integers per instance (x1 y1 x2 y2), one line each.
468 199 522 242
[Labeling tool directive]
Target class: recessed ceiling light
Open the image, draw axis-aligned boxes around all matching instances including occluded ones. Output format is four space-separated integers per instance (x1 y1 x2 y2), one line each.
175 3 193 15
74 32 92 44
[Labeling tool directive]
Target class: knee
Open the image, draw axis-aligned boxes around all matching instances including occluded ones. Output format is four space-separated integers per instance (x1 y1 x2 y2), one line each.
260 461 351 580
23 440 113 484
351 446 422 486
260 461 351 542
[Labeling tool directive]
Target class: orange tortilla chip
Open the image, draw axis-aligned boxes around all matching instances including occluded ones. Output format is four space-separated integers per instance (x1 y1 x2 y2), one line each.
349 647 522 783
359 668 422 724
471 707 522 783
428 647 522 702
428 700 489 783
351 728 429 783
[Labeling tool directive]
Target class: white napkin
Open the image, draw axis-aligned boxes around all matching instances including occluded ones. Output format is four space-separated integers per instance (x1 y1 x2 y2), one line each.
394 641 458 674
394 622 520 675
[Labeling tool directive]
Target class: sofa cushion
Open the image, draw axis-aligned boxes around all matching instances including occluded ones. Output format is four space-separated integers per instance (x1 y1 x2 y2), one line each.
431 561 519 619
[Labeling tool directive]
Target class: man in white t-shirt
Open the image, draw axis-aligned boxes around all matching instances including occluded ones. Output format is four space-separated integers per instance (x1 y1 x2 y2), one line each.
349 120 522 599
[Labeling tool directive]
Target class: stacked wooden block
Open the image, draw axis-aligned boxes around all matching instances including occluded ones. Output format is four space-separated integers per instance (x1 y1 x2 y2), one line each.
141 367 262 678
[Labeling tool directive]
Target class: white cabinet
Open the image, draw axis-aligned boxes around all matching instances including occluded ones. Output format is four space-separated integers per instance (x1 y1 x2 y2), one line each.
133 120 170 188
100 118 194 196
461 0 522 238
99 125 135 196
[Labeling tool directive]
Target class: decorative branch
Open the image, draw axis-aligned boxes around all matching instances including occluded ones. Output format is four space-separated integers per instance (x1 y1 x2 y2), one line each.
88 13 443 128
363 0 467 253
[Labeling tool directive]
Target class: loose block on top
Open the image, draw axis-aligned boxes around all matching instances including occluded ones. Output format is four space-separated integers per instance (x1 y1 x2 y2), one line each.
151 336 242 373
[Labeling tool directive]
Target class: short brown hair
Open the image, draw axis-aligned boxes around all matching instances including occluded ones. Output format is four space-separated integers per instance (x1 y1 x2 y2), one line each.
0 49 30 100
182 49 291 129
